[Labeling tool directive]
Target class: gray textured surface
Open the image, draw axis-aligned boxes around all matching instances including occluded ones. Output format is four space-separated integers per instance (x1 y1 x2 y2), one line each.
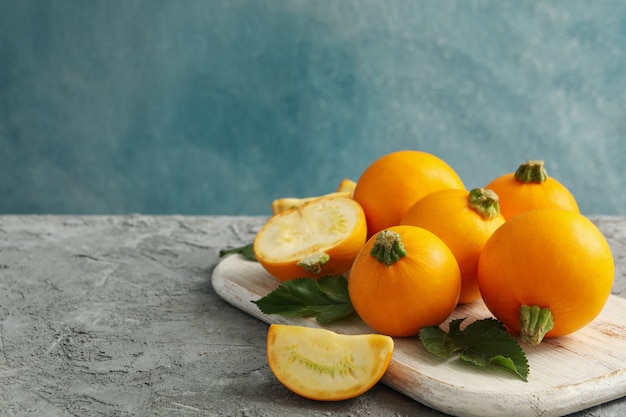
0 215 624 416
1 1 626 216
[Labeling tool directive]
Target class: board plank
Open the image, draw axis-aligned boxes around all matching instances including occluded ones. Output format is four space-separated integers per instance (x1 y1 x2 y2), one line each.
212 254 626 417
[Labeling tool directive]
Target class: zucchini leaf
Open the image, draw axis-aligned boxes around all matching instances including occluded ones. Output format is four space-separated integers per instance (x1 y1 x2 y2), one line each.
219 243 256 261
419 318 529 382
253 276 354 325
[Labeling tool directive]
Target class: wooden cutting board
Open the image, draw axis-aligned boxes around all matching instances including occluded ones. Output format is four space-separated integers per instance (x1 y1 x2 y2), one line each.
211 254 626 417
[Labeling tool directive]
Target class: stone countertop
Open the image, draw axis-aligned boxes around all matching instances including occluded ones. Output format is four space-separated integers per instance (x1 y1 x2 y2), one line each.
0 215 624 417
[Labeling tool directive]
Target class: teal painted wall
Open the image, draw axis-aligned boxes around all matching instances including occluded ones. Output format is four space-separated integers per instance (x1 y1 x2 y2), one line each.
1 1 625 215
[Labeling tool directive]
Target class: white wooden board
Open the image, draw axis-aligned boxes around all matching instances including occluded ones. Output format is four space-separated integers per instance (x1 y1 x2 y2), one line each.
212 254 626 417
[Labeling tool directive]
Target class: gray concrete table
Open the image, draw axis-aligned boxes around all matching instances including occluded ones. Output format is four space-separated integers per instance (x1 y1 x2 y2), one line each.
0 215 624 417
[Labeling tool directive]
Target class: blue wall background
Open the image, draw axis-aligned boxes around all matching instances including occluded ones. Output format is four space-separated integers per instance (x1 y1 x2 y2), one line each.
1 1 625 216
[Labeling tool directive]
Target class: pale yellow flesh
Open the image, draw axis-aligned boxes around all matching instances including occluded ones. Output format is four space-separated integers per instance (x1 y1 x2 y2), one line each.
271 179 357 214
267 324 394 401
271 191 352 214
256 198 362 262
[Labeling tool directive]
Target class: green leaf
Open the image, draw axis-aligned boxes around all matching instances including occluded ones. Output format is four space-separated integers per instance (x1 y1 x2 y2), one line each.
252 276 354 325
219 243 256 261
419 318 529 382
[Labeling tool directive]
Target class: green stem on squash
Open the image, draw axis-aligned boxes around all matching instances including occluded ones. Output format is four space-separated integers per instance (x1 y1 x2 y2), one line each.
370 230 407 266
519 305 555 346
297 253 330 274
468 188 501 220
514 160 548 184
